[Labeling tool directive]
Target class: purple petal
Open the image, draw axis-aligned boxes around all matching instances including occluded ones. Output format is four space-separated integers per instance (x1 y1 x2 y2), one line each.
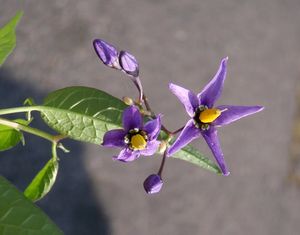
114 148 140 162
139 140 160 156
169 83 199 117
214 105 264 127
119 51 139 77
201 127 230 176
167 119 201 156
198 57 228 108
93 39 120 68
102 129 126 148
122 106 142 132
144 115 161 140
143 174 163 194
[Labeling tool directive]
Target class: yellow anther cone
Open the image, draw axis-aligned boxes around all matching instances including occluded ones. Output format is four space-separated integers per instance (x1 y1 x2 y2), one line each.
199 108 221 123
131 134 147 150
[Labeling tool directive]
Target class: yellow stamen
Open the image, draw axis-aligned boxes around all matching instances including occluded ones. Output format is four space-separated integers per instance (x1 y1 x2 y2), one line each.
131 134 147 150
199 108 221 123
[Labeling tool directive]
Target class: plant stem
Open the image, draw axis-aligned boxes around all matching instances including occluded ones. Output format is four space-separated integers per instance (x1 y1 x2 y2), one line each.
0 117 56 143
52 142 58 160
0 106 41 115
170 126 184 136
158 150 167 177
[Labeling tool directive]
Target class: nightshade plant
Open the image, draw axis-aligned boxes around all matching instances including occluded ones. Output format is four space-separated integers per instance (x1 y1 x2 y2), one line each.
0 11 263 234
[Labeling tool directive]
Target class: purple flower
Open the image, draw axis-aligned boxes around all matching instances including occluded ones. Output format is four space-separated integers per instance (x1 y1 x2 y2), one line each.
102 105 161 162
167 57 264 176
143 174 163 194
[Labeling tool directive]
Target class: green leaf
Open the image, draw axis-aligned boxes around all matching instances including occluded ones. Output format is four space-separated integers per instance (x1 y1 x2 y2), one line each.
0 176 63 235
0 11 23 66
41 86 127 144
0 119 29 151
24 158 59 202
172 143 222 174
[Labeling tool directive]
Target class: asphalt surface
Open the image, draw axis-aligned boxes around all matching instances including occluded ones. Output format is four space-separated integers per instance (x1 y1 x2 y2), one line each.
1 0 300 234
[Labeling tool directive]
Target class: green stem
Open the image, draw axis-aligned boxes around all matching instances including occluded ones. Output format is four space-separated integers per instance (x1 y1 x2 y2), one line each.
0 106 42 115
52 142 58 160
0 117 55 142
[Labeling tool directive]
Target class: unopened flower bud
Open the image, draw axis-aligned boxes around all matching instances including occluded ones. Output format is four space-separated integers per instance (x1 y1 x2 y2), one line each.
158 141 167 154
143 174 163 194
122 96 134 105
93 39 120 68
119 51 139 77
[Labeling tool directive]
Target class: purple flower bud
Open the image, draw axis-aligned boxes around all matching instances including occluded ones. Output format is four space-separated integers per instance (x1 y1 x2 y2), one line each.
93 39 119 68
143 174 163 194
119 50 139 77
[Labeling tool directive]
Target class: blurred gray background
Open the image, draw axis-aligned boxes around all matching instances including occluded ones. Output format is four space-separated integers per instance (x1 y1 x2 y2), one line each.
1 0 300 234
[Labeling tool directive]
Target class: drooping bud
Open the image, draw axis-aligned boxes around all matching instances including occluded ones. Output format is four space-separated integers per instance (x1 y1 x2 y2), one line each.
119 50 139 77
93 39 120 68
143 174 163 194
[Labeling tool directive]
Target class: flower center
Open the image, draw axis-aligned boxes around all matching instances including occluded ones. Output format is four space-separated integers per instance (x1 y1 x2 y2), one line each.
130 134 147 150
193 106 224 130
124 128 148 150
199 108 221 123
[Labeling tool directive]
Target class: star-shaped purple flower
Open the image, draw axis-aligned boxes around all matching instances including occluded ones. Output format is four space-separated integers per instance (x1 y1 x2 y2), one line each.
167 57 264 176
102 105 161 162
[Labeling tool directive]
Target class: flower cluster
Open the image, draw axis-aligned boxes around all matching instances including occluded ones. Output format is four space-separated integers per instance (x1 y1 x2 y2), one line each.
94 39 264 194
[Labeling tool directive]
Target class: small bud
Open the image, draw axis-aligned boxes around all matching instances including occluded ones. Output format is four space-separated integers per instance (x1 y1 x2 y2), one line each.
122 96 134 105
93 39 120 68
143 174 163 194
158 141 167 154
119 50 139 77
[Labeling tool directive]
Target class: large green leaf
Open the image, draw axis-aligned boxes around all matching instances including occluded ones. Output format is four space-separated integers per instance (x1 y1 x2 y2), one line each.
24 158 59 202
173 144 221 174
41 86 127 144
0 119 30 151
0 176 63 235
0 11 23 66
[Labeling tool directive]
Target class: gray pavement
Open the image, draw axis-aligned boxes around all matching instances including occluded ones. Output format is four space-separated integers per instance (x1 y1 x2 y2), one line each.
1 0 300 234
